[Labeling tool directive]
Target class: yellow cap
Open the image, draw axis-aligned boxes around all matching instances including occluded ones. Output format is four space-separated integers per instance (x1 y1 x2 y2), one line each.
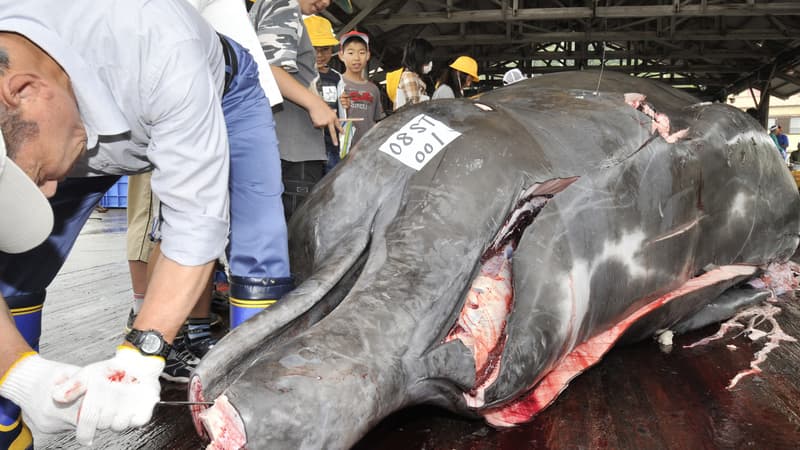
385 68 403 104
449 56 479 82
304 15 339 47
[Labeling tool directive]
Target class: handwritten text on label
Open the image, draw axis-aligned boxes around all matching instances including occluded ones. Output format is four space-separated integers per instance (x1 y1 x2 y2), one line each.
379 114 461 170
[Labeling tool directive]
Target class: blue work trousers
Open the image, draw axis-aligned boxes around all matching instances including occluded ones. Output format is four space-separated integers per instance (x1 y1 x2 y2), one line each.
222 35 290 280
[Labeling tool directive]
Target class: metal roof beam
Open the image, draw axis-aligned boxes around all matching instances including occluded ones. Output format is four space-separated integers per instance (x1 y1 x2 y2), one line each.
423 30 800 46
470 50 770 62
722 45 800 97
338 0 387 35
364 3 800 27
479 64 753 75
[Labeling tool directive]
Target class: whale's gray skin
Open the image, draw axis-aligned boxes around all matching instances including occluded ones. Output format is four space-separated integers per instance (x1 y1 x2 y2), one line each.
190 71 800 449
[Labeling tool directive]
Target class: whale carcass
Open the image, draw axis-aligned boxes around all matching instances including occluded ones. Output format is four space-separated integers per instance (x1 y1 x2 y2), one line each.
189 71 800 449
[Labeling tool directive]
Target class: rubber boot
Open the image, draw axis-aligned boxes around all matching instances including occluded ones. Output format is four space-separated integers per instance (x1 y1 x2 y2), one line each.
1 291 44 450
0 410 33 450
229 276 294 328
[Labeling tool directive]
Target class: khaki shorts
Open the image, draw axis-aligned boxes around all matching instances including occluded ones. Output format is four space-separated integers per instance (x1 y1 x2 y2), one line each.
126 172 159 262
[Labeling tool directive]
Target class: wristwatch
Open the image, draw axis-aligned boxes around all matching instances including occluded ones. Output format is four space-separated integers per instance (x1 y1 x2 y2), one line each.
125 328 172 358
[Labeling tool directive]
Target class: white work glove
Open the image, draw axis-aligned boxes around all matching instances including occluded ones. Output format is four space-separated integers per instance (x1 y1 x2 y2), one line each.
51 346 165 446
0 352 82 434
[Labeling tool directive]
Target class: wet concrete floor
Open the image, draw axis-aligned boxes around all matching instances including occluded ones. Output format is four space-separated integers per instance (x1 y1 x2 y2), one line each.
34 209 800 449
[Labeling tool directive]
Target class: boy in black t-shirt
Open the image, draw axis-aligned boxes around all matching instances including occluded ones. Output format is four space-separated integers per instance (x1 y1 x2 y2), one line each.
304 15 343 173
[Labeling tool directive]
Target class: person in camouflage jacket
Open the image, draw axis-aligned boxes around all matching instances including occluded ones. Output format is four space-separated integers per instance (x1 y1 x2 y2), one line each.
249 0 350 218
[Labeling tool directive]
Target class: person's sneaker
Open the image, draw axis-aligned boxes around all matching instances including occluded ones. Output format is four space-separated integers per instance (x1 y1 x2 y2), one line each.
184 317 220 357
211 281 229 314
126 309 222 334
185 335 218 358
160 339 200 383
206 312 223 329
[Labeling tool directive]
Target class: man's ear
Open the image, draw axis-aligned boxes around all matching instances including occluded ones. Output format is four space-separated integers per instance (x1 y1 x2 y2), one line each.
0 73 42 108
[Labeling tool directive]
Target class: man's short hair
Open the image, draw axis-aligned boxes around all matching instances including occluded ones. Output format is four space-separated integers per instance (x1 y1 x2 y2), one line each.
0 109 39 160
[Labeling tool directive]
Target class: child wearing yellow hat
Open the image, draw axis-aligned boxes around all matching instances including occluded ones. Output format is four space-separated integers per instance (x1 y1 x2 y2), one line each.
433 56 479 99
304 15 344 173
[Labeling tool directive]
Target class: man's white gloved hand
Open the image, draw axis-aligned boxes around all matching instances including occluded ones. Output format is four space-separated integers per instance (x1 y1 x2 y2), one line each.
0 352 82 434
51 346 165 446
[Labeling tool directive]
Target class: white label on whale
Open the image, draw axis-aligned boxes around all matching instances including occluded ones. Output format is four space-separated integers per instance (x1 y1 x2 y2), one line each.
379 114 462 171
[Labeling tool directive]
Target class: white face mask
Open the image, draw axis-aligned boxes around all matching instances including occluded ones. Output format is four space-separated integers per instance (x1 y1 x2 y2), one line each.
422 61 433 75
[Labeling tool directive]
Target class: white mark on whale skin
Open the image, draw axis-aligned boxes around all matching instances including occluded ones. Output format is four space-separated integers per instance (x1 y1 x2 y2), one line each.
465 159 484 172
280 351 322 368
596 230 647 279
559 229 648 347
729 191 749 218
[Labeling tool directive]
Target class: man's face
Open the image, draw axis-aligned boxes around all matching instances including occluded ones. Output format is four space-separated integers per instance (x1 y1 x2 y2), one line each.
777 126 784 135
299 0 331 15
339 41 369 75
10 81 87 197
315 46 334 70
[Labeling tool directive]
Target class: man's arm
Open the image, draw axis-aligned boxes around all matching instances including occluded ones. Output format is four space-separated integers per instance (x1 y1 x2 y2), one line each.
133 247 214 343
271 65 342 145
251 0 342 141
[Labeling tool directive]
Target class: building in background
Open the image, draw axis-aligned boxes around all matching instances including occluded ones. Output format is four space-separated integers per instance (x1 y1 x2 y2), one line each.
729 90 800 157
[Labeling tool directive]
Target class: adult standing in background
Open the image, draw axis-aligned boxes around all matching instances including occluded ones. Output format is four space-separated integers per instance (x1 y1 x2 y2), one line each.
776 124 790 161
250 0 351 219
769 124 787 160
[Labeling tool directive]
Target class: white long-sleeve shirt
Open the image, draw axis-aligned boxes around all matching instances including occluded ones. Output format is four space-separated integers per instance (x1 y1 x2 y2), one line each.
0 0 231 266
185 0 282 107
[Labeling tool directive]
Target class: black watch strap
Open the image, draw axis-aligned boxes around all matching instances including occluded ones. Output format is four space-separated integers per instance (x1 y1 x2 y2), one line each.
125 328 172 359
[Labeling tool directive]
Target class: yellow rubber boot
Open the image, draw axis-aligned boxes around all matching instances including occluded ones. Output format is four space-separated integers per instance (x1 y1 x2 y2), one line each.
0 410 33 450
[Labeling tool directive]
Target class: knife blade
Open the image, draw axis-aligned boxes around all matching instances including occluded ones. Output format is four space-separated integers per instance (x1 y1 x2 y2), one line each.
157 400 214 406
